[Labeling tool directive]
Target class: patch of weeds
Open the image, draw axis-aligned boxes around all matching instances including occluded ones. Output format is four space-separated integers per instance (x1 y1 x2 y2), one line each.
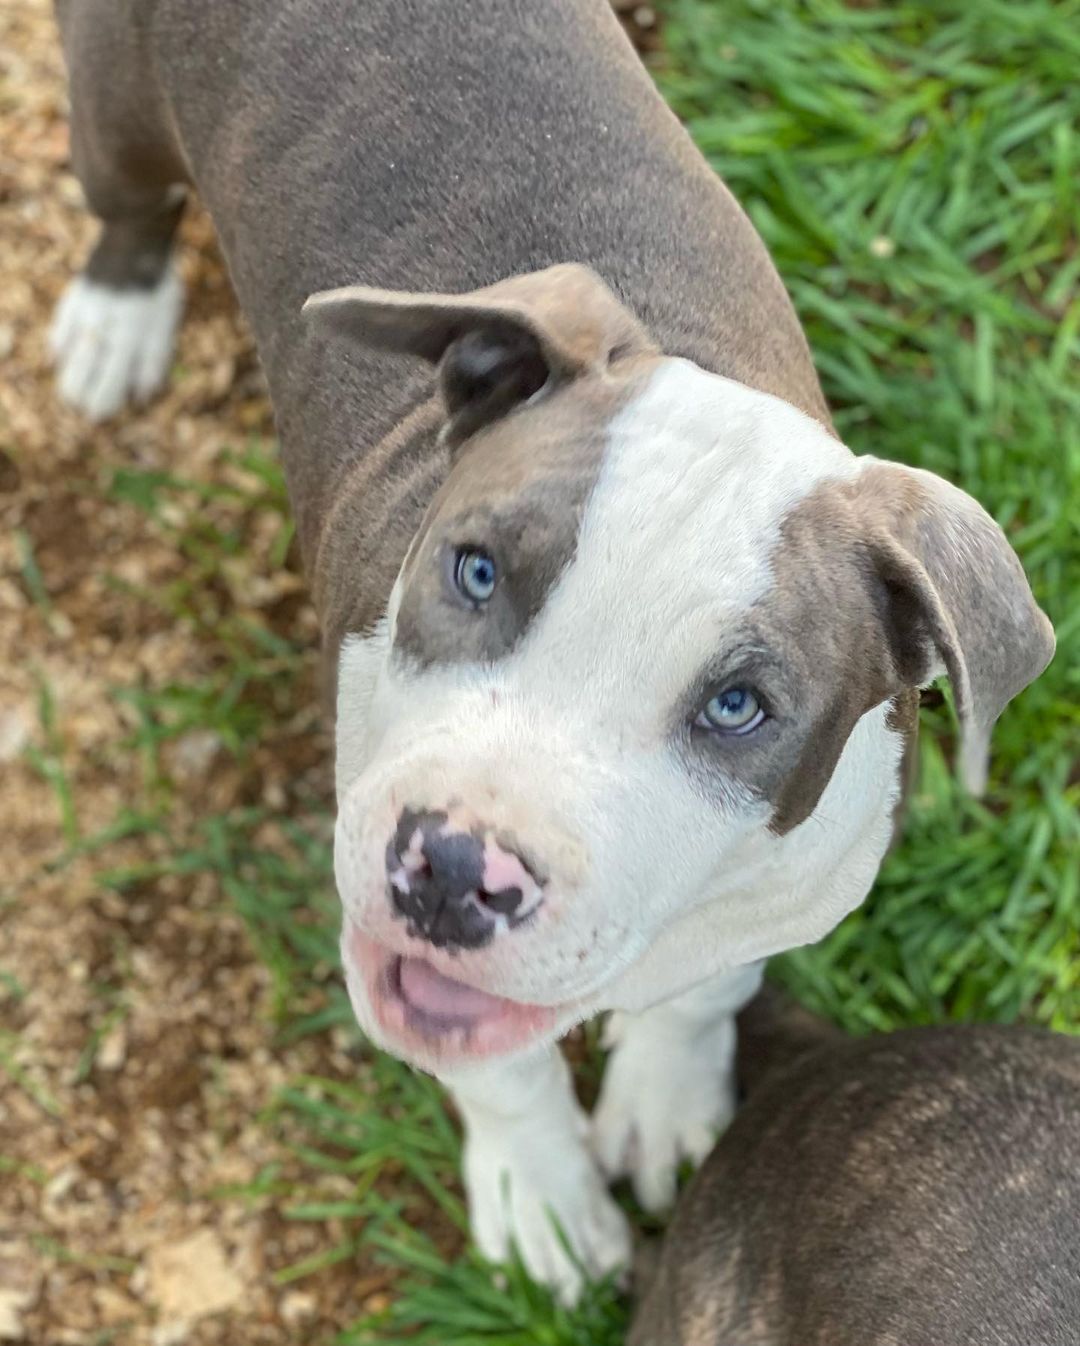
0 969 27 1001
98 443 311 817
342 1211 627 1346
14 526 55 623
0 1029 62 1119
0 1154 48 1185
44 809 168 877
96 807 342 1028
74 994 128 1085
30 1234 138 1277
25 672 80 848
260 1053 633 1345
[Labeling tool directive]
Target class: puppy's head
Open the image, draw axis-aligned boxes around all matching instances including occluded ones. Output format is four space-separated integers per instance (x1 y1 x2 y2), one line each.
304 265 1053 1070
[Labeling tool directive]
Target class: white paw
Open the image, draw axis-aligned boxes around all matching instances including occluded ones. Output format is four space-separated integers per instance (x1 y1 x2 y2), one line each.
49 264 183 421
591 1009 737 1214
464 1108 631 1305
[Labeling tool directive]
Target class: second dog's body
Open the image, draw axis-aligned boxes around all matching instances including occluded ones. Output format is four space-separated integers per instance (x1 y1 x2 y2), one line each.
630 993 1080 1345
52 0 1054 1300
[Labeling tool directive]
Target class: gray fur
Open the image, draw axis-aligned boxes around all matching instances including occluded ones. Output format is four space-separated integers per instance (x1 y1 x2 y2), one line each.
630 990 1080 1346
55 0 829 693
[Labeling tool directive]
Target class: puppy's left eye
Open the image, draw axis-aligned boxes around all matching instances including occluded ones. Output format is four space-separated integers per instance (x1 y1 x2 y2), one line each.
695 687 765 735
454 547 498 604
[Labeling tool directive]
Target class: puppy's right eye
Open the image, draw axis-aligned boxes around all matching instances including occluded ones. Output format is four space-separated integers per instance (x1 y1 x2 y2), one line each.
695 687 765 735
454 548 498 604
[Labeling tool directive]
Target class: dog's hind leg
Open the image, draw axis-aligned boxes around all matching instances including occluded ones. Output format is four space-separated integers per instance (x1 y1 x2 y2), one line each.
50 0 189 421
591 962 765 1213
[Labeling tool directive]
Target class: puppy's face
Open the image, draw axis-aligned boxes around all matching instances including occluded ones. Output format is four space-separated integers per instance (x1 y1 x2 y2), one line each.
306 266 1053 1071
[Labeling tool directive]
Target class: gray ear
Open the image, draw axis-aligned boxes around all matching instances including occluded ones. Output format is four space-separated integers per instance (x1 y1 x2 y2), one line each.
301 263 652 445
856 459 1054 793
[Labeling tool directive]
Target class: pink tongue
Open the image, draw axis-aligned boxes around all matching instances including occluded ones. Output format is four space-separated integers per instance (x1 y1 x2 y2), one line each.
398 957 506 1024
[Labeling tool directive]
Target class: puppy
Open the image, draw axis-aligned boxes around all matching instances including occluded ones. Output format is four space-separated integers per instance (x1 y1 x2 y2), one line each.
629 990 1080 1345
50 0 1054 1299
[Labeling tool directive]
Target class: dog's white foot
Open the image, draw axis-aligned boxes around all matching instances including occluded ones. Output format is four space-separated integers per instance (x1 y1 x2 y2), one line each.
49 264 183 421
591 1007 737 1213
465 1116 631 1304
590 966 764 1214
450 1050 631 1305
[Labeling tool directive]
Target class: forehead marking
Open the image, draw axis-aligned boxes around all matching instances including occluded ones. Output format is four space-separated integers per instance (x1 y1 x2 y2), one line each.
513 358 857 710
391 365 649 669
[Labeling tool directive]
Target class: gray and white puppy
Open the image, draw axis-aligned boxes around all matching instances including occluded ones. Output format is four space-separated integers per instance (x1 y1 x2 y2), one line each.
51 0 1054 1301
630 990 1080 1346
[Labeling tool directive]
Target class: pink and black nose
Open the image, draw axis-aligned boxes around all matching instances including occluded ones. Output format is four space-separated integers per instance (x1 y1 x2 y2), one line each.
385 808 544 950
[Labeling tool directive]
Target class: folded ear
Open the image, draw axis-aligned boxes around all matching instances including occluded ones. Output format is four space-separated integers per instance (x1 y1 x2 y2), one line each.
302 263 653 446
855 459 1054 794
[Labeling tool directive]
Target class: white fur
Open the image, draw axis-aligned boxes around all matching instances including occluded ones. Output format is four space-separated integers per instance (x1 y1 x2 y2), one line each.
591 962 764 1212
333 359 908 1297
336 618 391 799
599 697 902 1012
49 264 183 421
447 1048 631 1304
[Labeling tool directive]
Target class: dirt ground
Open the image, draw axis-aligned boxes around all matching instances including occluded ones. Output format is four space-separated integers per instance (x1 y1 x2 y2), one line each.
0 2 380 1342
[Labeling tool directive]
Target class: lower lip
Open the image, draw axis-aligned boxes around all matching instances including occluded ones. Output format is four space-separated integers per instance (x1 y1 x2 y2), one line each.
346 924 558 1061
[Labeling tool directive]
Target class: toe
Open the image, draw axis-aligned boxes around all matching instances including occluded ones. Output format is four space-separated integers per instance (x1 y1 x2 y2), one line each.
467 1184 510 1267
85 343 141 423
633 1149 677 1215
591 1112 634 1180
584 1198 633 1281
57 333 111 421
133 268 183 401
682 1119 719 1168
537 1234 584 1308
48 284 81 360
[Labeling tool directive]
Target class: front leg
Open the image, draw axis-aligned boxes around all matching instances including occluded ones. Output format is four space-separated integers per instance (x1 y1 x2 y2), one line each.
591 962 764 1213
443 1046 631 1305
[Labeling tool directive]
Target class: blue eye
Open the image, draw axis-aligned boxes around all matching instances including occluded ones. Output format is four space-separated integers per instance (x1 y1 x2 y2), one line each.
696 687 765 735
454 548 498 604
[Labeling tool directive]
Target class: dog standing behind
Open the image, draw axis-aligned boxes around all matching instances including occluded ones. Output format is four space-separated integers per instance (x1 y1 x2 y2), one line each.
630 989 1080 1346
50 0 1054 1301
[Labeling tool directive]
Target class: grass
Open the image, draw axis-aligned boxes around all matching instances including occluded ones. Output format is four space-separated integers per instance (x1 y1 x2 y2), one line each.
32 1 1080 1341
656 0 1080 1035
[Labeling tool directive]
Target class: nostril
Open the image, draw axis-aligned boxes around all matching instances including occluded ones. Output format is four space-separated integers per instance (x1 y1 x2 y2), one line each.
474 883 526 918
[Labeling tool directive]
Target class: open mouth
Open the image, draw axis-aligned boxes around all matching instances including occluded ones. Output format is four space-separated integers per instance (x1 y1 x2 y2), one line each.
345 924 558 1059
